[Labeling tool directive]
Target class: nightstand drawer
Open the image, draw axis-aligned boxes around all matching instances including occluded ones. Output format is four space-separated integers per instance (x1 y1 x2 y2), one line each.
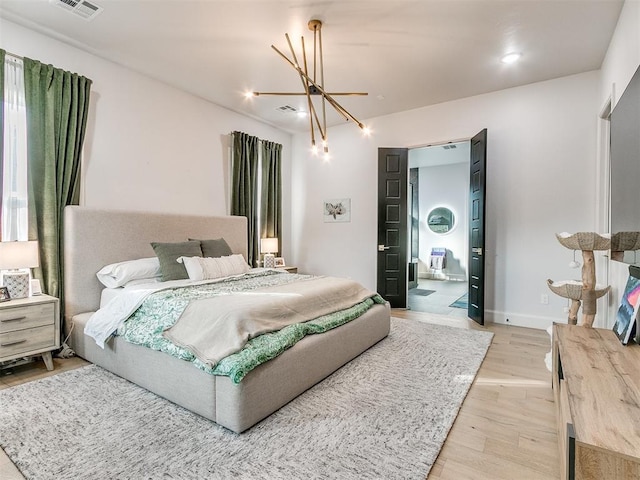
0 303 55 333
0 324 56 357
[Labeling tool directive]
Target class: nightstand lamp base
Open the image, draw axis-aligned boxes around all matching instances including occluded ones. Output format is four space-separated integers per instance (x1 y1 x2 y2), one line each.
263 253 276 268
2 271 30 299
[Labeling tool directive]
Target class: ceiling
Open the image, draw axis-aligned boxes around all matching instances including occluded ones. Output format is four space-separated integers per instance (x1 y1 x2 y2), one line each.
409 142 470 169
0 0 624 134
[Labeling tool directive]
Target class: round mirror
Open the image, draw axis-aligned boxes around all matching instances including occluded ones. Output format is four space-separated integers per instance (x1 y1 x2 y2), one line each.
427 207 455 234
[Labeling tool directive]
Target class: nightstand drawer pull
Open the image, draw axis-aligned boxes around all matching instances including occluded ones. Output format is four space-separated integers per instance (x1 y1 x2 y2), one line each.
1 316 27 323
1 339 27 347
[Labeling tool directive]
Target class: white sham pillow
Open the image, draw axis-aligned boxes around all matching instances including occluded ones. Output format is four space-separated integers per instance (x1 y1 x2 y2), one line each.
177 254 250 281
96 257 162 288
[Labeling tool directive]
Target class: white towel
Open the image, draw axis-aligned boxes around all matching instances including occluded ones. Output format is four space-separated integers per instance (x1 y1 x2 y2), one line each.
430 255 444 270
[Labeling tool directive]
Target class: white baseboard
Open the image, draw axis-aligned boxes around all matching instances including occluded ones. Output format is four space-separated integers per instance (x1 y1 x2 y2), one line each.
485 309 564 331
485 310 611 331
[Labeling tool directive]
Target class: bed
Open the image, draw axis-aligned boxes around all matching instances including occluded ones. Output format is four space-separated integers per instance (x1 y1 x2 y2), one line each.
64 206 391 433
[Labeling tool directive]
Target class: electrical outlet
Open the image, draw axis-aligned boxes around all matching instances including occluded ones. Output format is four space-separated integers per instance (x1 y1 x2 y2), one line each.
541 294 549 305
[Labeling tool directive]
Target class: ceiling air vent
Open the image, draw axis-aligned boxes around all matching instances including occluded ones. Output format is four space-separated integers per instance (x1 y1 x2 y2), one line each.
442 144 457 150
50 0 103 21
276 105 298 113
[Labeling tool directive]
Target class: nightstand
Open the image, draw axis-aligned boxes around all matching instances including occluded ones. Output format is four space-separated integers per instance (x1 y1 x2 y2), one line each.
277 266 298 273
0 294 60 371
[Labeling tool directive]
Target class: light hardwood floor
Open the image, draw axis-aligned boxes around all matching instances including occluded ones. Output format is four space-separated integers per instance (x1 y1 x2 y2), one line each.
0 311 559 480
394 310 560 480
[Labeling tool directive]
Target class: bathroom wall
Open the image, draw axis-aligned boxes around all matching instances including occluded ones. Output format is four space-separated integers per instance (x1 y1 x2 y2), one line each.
418 162 469 281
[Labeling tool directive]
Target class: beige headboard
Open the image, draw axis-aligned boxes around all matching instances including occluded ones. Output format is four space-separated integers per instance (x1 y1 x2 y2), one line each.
63 206 248 323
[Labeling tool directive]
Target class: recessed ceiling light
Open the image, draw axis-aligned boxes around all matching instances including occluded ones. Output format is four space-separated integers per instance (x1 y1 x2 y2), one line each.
501 52 522 64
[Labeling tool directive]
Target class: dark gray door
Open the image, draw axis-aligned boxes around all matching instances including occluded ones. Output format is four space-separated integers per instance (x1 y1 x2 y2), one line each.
377 148 408 308
468 129 487 324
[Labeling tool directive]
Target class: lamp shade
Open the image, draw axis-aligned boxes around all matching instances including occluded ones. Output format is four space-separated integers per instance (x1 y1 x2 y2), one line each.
0 241 40 270
260 238 279 254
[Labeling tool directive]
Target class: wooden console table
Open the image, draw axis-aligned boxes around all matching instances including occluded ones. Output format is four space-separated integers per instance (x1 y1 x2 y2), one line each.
552 324 640 479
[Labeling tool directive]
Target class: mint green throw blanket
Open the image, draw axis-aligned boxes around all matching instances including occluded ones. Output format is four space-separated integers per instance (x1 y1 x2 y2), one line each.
118 270 385 383
164 276 376 369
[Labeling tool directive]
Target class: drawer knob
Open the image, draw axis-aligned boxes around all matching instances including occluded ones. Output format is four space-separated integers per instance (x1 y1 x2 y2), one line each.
1 316 27 323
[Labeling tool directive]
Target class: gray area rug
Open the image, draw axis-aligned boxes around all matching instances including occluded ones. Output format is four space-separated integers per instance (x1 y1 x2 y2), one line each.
0 317 493 480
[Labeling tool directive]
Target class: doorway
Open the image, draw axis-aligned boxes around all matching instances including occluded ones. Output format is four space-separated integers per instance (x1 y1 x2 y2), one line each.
407 141 470 317
377 129 487 323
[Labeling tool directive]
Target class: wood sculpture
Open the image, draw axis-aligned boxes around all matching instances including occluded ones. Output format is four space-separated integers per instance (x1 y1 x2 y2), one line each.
547 232 610 327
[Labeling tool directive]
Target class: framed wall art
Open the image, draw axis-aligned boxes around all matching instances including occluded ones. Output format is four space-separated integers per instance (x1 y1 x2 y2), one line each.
323 198 351 223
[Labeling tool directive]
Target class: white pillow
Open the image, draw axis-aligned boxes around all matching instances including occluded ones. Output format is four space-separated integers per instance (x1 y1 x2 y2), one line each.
177 254 250 281
96 257 162 288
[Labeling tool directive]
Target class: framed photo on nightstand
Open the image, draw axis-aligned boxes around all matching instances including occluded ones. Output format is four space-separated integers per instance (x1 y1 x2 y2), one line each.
274 257 286 267
0 286 10 302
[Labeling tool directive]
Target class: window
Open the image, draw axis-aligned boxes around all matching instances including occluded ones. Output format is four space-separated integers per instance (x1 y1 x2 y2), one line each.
1 56 28 241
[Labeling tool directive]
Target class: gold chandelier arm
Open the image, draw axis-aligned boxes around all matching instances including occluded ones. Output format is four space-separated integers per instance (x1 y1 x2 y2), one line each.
277 39 324 144
322 94 350 122
253 92 368 96
312 24 317 84
304 35 326 142
299 36 318 144
272 44 321 134
284 34 299 71
271 41 367 129
309 93 325 141
318 23 327 142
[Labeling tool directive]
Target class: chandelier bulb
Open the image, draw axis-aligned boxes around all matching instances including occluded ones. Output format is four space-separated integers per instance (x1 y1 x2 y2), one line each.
311 144 319 155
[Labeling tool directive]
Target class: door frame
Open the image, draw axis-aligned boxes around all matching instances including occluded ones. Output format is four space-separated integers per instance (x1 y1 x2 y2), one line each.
379 136 475 309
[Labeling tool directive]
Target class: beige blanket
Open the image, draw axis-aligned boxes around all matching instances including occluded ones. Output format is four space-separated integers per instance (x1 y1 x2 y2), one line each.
163 276 375 368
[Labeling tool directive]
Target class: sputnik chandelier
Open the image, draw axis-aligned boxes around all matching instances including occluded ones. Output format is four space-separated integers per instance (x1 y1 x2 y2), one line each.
250 19 369 156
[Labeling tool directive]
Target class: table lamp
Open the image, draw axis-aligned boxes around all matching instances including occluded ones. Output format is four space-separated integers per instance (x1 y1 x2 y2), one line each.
260 238 278 268
0 240 40 299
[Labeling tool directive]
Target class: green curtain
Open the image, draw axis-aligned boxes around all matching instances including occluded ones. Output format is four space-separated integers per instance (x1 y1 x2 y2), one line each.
260 140 282 254
231 131 259 266
23 57 92 328
0 50 5 238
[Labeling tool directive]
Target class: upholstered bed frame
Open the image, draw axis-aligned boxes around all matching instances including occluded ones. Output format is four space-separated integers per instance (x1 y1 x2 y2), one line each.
64 206 390 433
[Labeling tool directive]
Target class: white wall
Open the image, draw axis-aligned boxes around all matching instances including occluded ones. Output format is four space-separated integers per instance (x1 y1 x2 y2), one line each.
599 1 640 325
291 71 600 329
0 19 294 259
418 162 468 281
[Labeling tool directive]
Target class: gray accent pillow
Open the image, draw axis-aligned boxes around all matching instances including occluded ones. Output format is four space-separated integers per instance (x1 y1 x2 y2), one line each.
151 240 203 281
189 238 232 258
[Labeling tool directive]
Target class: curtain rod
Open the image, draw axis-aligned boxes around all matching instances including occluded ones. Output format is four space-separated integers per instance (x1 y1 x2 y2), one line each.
5 51 24 61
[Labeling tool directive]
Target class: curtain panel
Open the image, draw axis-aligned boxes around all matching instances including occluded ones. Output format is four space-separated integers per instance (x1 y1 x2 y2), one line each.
23 57 92 327
260 140 282 254
230 131 282 267
230 131 259 266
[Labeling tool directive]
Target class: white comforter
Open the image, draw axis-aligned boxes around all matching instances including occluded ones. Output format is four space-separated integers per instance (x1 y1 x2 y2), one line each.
84 273 263 348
